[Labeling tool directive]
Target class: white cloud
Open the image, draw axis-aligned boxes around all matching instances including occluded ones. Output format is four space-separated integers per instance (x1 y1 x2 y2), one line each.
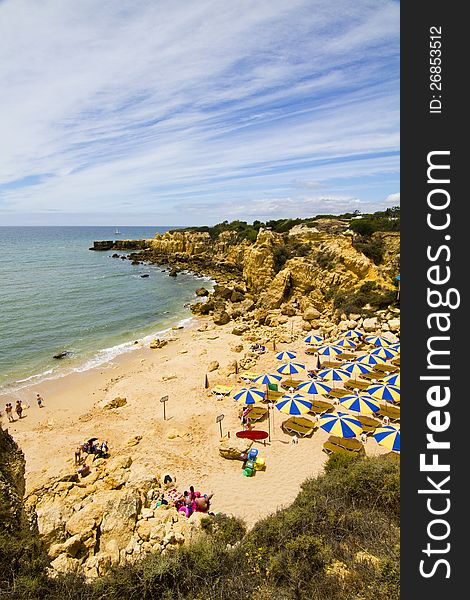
0 0 399 224
385 192 400 203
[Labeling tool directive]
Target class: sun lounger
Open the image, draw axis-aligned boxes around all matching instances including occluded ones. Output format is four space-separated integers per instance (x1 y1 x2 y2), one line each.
239 371 261 382
326 388 350 399
356 414 381 432
372 363 399 374
320 360 343 369
282 416 317 437
211 385 233 396
266 389 283 401
327 435 364 452
281 378 303 389
344 380 371 391
322 440 364 456
309 399 335 415
377 400 400 419
247 406 268 421
377 402 400 421
305 346 319 355
338 352 357 360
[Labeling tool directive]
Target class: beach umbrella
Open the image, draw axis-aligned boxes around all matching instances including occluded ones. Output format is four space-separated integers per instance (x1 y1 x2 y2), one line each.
364 335 393 347
319 412 362 438
317 344 343 357
341 362 373 377
367 383 401 403
374 425 400 452
370 347 399 360
233 387 265 405
276 393 313 415
389 343 400 353
332 338 357 349
253 372 283 398
383 372 400 386
275 350 297 361
277 361 306 376
317 368 350 382
253 373 282 386
356 353 387 366
296 380 332 396
304 334 323 344
341 329 363 339
339 394 380 415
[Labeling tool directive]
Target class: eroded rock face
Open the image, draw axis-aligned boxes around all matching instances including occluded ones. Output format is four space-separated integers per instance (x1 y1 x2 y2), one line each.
27 454 199 579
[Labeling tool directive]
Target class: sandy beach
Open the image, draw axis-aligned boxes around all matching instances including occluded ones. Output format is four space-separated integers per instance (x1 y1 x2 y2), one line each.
2 316 388 528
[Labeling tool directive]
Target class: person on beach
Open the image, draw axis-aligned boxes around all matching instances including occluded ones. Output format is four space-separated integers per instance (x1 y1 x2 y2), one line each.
241 406 252 430
74 445 82 465
382 415 390 427
5 403 14 423
36 394 44 408
15 400 23 419
99 440 108 457
360 432 368 445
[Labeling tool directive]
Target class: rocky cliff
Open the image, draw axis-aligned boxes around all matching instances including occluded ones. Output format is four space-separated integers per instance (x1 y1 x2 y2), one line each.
112 220 399 332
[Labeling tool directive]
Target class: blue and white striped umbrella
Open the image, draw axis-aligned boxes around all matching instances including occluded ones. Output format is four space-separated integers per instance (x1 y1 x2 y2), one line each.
342 362 373 376
304 334 323 344
296 379 332 396
356 353 387 366
367 383 400 403
332 338 357 349
370 347 399 360
275 350 297 361
317 368 350 382
276 393 313 415
339 394 380 415
319 412 362 438
317 344 343 357
277 361 306 375
253 373 282 386
383 372 400 386
341 329 364 339
374 425 400 452
233 387 265 405
364 335 393 347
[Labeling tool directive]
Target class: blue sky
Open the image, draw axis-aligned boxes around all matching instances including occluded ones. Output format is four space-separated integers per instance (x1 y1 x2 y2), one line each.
0 0 399 226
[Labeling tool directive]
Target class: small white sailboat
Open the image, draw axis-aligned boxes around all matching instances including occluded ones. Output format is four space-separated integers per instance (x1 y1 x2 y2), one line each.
115 228 122 235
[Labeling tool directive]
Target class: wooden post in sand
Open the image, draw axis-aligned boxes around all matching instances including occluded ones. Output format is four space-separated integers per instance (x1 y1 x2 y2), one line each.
268 402 275 441
216 413 224 437
160 395 169 420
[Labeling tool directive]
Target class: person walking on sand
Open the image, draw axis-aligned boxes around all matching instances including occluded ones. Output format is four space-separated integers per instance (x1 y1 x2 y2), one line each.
15 400 23 419
5 403 14 423
74 445 82 466
36 394 44 408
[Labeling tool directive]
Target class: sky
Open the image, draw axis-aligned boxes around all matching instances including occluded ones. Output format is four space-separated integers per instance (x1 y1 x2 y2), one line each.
0 0 399 226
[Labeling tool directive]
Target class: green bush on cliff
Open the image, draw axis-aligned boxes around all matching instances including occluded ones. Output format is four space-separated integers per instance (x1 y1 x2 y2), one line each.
181 207 400 242
352 236 386 265
331 281 398 315
3 454 400 600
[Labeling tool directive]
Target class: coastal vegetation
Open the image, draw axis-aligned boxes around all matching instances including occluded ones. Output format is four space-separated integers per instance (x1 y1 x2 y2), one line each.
1 424 399 600
179 207 400 242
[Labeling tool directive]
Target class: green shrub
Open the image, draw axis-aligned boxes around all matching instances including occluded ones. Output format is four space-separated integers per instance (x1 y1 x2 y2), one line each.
332 282 397 315
353 236 386 265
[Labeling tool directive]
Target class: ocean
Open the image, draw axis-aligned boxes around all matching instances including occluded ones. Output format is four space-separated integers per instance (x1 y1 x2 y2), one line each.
0 226 211 393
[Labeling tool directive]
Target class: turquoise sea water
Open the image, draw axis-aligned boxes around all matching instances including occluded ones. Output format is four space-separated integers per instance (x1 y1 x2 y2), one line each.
0 226 210 392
